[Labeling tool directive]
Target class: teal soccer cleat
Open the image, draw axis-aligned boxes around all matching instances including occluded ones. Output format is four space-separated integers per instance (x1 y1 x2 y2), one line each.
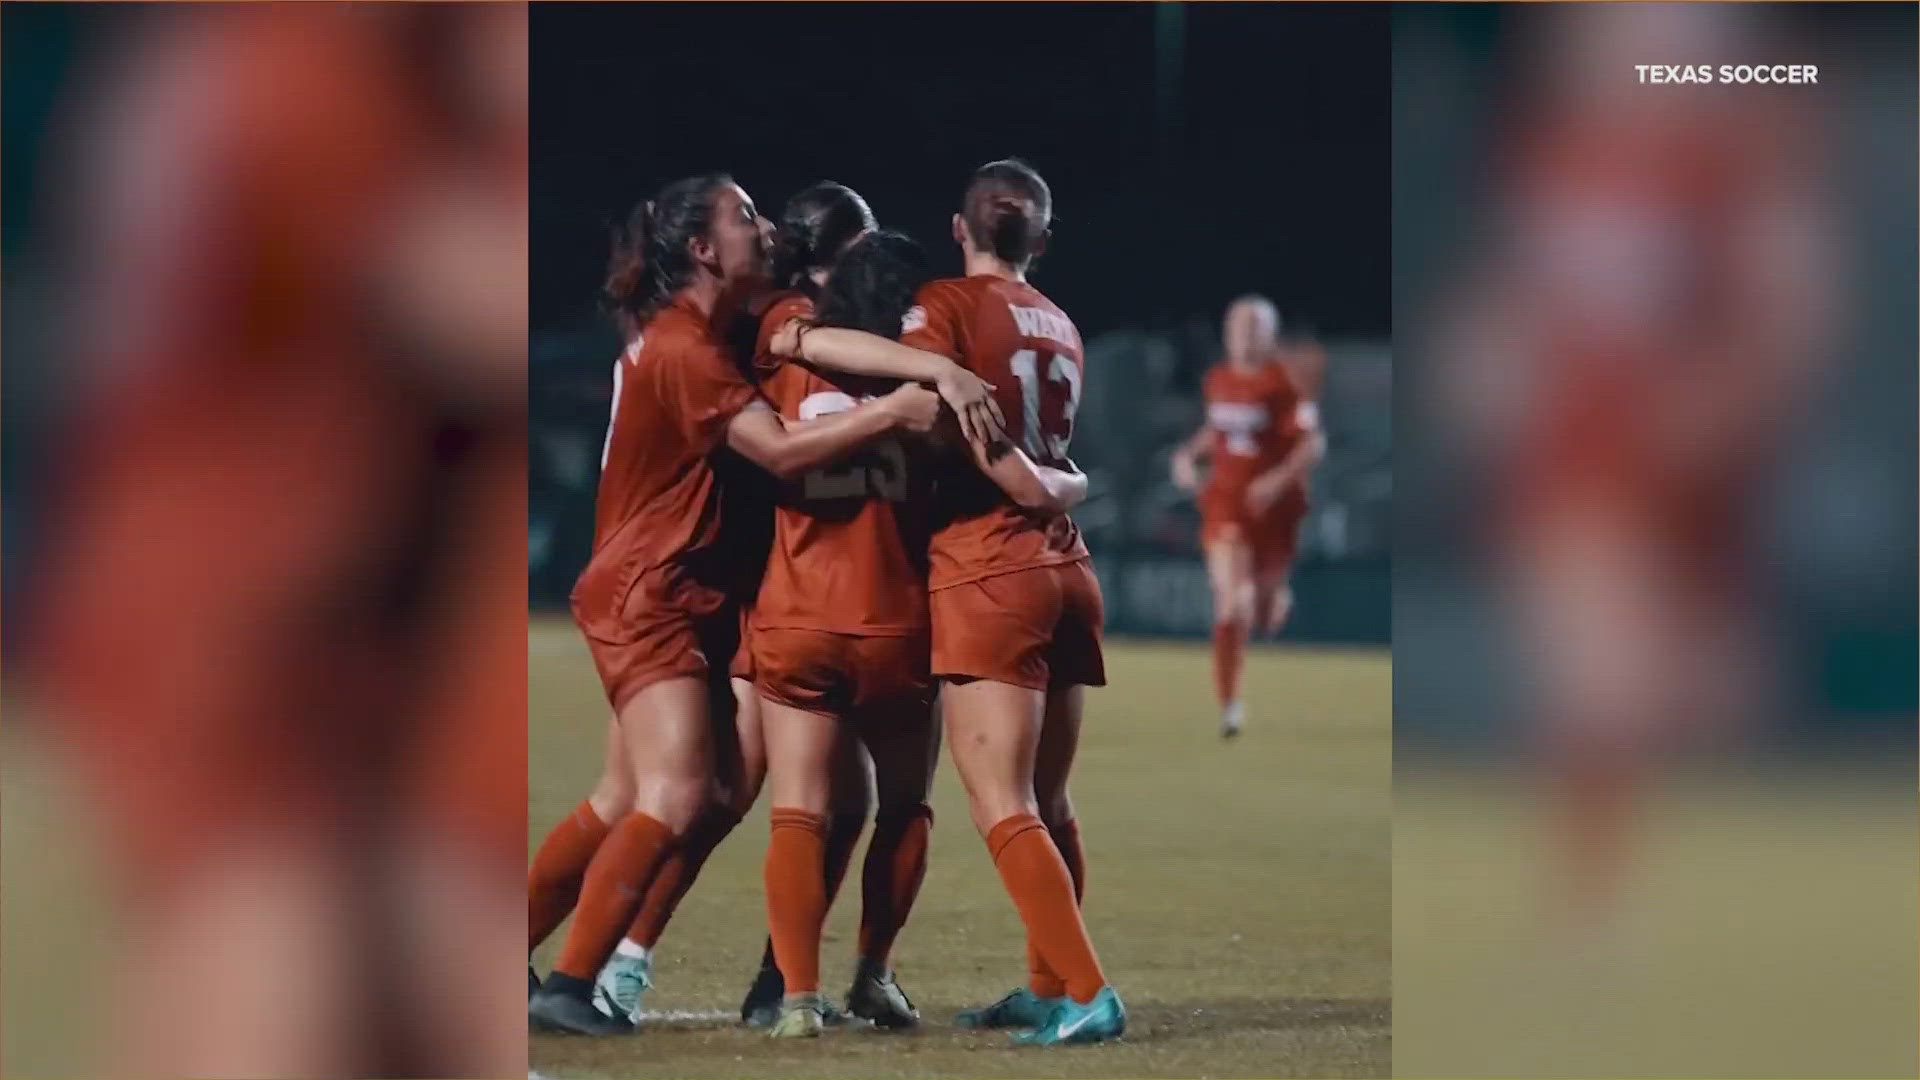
954 986 1061 1029
1011 986 1127 1046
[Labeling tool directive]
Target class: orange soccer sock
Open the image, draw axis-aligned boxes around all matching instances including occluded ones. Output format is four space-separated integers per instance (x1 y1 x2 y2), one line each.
621 804 741 950
551 811 678 981
987 813 1106 1005
528 800 611 952
753 811 868 974
857 804 933 968
1211 621 1245 708
1026 817 1085 998
764 807 830 994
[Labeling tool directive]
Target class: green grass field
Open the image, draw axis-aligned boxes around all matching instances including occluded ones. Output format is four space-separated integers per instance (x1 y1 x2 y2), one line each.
530 619 1390 1079
1394 761 1918 1078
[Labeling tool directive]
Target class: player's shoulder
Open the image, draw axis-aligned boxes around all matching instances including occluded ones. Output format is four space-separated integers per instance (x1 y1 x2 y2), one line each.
903 277 972 335
757 289 814 332
913 276 975 309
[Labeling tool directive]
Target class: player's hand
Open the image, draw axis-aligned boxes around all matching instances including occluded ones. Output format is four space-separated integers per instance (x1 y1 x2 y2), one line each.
934 362 1004 446
883 383 942 434
1171 452 1201 493
768 317 805 358
1245 473 1284 515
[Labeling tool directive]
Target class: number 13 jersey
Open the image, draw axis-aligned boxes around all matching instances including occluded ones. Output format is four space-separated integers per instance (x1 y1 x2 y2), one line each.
902 276 1089 590
751 292 934 636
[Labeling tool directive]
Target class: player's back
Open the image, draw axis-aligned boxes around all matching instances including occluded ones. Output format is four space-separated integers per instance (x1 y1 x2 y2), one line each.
903 275 1088 589
752 293 932 634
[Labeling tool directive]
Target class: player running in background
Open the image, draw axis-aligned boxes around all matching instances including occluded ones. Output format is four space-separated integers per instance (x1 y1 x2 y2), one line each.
25 7 529 1075
897 159 1126 1046
1171 297 1326 738
525 174 947 1035
1437 3 1830 928
756 220 1090 1038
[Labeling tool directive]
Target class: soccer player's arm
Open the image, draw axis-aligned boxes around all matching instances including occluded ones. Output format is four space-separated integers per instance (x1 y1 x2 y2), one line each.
929 411 1088 516
725 388 940 481
768 288 1005 444
1170 424 1211 491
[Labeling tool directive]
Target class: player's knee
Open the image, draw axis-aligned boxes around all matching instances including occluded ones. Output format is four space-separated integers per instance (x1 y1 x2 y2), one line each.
967 789 1040 838
636 774 709 834
587 769 636 821
874 799 933 832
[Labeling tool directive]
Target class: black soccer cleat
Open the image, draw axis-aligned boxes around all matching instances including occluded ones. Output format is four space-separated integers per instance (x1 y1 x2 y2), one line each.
845 964 920 1029
739 962 785 1029
530 975 636 1036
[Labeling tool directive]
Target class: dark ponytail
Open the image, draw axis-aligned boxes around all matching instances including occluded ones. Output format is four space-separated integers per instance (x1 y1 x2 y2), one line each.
602 173 733 337
771 181 876 295
961 158 1053 268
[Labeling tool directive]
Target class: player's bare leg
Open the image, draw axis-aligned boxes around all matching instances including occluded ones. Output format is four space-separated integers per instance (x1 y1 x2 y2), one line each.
1513 511 1676 932
531 677 714 1034
944 678 1120 1042
758 698 843 1038
1254 574 1294 639
391 829 526 1078
844 701 939 1028
1205 532 1258 738
115 838 363 1078
599 677 762 1022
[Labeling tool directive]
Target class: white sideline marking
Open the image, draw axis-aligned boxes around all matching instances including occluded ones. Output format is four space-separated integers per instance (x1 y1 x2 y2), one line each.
636 1008 735 1023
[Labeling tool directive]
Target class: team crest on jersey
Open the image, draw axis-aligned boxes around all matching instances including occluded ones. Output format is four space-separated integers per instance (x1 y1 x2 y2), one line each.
901 306 927 334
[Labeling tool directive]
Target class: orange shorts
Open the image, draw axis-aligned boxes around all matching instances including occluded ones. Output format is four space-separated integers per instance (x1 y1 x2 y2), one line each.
930 560 1106 691
578 604 741 714
1200 488 1306 577
751 627 932 718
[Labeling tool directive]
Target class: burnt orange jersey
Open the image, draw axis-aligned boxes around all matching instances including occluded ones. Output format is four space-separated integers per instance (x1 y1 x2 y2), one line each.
571 295 758 636
752 293 933 635
901 275 1088 590
1201 360 1314 497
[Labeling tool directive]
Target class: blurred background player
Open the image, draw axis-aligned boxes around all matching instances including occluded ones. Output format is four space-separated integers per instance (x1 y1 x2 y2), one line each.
1434 3 1833 928
1171 296 1326 738
16 4 530 1077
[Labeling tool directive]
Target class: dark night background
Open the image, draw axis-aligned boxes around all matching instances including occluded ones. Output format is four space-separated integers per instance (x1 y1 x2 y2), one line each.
531 2 1389 340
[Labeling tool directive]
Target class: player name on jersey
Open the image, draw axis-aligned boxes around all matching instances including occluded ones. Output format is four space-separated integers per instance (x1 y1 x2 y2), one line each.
1011 305 1077 347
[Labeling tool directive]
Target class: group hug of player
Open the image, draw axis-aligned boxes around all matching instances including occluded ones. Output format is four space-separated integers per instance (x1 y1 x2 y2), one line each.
526 160 1128 1045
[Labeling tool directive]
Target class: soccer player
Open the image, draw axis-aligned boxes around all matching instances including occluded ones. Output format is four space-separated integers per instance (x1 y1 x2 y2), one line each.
24 7 530 1076
590 182 923 1030
1170 297 1325 737
755 220 1091 1038
897 159 1127 1046
525 174 946 1035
